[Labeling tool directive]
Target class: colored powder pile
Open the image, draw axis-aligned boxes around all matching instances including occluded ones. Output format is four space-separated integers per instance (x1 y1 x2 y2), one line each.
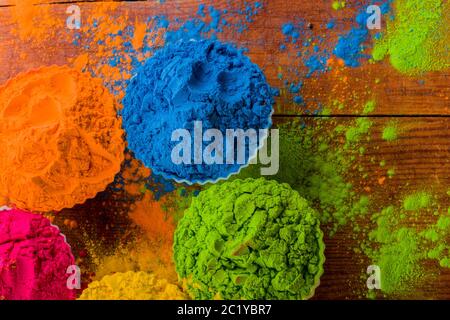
236 118 371 236
0 66 125 212
174 178 325 300
372 0 450 75
78 271 187 300
0 209 75 300
122 39 274 184
382 121 399 141
334 1 392 67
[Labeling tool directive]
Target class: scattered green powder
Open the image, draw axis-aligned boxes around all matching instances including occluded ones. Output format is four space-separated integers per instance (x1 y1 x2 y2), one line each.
382 121 399 141
363 100 376 115
403 191 432 211
332 1 346 10
422 215 450 268
237 117 370 236
372 0 450 75
173 178 325 300
363 190 450 296
363 204 425 295
387 168 395 178
344 117 372 146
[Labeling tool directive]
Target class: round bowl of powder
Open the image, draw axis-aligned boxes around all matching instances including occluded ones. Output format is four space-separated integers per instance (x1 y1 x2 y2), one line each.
0 208 75 300
0 66 125 212
78 271 187 300
173 178 325 300
122 39 274 185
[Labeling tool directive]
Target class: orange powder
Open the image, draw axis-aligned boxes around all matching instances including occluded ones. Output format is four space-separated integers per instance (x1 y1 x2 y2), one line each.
10 0 60 42
0 66 125 212
91 191 178 283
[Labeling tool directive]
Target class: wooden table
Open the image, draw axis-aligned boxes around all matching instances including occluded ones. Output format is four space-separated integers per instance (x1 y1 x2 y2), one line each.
0 0 448 299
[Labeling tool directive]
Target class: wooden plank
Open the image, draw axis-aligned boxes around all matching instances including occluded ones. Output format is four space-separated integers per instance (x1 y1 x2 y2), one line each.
0 1 448 115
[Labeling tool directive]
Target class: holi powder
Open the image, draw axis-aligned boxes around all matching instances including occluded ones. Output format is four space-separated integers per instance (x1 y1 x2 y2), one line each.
78 271 187 300
362 190 450 297
0 209 75 300
372 0 450 75
0 66 125 212
1 0 449 301
122 38 274 184
174 178 325 300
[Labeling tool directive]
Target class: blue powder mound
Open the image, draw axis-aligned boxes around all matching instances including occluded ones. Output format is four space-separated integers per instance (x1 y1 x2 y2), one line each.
122 39 274 184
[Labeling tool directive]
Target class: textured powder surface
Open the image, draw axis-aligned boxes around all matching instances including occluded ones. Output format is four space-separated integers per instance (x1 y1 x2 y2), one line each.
372 0 450 75
79 271 187 300
173 178 325 300
0 209 75 300
122 39 273 184
0 66 125 212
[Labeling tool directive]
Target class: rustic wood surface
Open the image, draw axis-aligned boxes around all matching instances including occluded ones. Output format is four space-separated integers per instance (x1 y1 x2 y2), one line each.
0 0 449 299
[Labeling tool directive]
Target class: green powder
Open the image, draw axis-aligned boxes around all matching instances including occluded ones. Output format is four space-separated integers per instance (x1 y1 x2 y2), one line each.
236 118 370 236
382 121 399 141
332 1 346 10
422 215 450 268
363 190 449 296
364 205 426 295
345 118 372 146
403 191 432 211
363 100 376 115
372 0 450 75
173 178 325 300
387 168 395 178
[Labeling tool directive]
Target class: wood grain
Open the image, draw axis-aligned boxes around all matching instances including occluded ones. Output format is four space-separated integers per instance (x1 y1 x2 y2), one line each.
0 0 449 299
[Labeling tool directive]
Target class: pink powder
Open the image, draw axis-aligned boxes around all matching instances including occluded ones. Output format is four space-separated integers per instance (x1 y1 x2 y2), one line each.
0 209 76 300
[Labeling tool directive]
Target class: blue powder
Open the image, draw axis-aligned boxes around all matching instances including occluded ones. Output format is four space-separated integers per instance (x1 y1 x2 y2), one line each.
282 23 294 36
333 0 392 67
122 39 274 184
197 4 206 17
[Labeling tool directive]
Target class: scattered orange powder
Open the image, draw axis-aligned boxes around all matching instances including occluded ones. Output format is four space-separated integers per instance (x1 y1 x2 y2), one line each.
10 0 60 42
0 66 125 212
92 191 178 283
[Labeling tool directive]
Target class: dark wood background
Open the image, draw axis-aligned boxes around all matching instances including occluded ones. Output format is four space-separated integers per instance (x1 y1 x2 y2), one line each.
0 0 449 299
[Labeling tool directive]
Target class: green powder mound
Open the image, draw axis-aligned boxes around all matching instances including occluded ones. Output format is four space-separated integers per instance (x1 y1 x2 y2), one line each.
382 121 399 141
365 206 426 295
236 118 370 235
403 191 432 211
372 0 450 75
173 178 325 300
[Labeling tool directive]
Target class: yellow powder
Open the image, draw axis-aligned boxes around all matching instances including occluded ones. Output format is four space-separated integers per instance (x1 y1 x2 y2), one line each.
78 271 187 300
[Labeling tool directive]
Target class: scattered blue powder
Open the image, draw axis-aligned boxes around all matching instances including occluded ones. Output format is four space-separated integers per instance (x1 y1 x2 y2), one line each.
122 39 274 184
294 96 304 105
197 4 206 17
333 0 392 67
282 23 294 36
326 19 336 29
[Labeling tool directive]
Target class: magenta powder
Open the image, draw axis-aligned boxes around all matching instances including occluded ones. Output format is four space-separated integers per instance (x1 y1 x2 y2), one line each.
0 209 75 300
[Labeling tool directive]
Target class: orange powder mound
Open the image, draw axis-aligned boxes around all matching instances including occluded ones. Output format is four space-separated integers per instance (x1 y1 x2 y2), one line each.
0 66 125 212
